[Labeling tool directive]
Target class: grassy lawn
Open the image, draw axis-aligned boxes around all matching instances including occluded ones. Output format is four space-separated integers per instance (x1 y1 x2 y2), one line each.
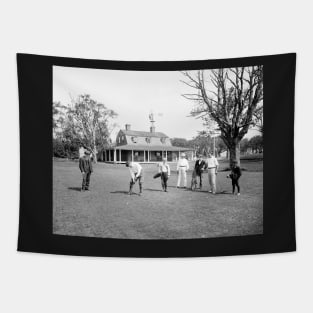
53 159 263 239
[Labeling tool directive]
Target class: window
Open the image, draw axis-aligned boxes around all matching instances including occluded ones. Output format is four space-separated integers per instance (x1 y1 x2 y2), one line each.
131 136 138 143
145 137 151 144
160 137 166 144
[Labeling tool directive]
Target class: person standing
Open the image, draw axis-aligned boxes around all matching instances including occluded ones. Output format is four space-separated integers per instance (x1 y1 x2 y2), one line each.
126 161 144 195
176 153 189 188
194 154 206 189
79 150 93 191
228 160 242 195
205 151 219 194
158 157 171 192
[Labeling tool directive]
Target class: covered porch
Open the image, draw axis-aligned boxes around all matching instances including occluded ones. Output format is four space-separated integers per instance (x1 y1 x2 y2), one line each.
102 146 194 163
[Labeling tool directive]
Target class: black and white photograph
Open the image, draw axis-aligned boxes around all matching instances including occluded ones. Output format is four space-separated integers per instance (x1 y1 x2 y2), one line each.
53 65 263 239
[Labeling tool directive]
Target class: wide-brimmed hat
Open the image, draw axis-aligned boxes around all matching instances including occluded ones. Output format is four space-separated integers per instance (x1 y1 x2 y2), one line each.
181 153 186 157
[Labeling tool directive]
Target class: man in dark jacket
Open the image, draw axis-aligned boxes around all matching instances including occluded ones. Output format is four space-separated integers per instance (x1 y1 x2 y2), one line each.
79 150 93 191
228 160 242 195
194 154 206 189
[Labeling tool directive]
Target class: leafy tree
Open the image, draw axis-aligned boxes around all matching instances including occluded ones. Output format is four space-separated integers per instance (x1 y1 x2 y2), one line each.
170 137 189 147
249 135 263 153
53 95 117 162
182 66 263 166
240 138 250 154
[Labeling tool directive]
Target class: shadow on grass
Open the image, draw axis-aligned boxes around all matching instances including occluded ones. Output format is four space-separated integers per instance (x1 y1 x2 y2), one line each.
110 191 142 197
68 187 82 192
144 188 164 192
110 191 129 195
192 189 230 194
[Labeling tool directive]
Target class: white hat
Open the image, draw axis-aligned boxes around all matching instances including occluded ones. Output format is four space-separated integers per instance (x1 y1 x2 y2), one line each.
181 153 186 157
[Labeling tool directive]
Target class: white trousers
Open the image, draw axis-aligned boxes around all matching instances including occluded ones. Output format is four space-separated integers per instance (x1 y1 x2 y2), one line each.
177 168 187 187
208 168 217 193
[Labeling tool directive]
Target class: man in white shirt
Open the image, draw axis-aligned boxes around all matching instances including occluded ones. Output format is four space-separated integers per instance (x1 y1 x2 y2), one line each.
126 161 144 195
158 157 171 192
78 145 85 159
205 152 219 194
176 153 189 188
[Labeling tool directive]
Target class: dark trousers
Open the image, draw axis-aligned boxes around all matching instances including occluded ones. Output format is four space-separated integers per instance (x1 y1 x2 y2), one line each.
198 172 203 188
161 172 169 190
82 172 91 190
231 178 240 193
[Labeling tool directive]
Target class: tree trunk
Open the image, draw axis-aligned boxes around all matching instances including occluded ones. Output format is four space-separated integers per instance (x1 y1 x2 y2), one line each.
229 142 240 167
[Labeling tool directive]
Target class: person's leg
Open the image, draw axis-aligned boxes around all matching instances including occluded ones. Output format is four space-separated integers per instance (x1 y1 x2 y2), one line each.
236 179 240 194
232 179 235 194
211 170 216 193
161 173 165 190
199 173 202 189
85 172 91 190
208 171 212 192
183 169 187 187
129 179 134 194
164 173 168 191
138 175 143 194
177 169 181 187
81 173 87 190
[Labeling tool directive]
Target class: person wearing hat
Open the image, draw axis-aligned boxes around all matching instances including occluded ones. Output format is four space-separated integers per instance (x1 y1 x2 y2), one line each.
79 150 93 191
205 151 219 194
126 161 144 195
157 157 171 192
194 154 206 189
176 153 189 188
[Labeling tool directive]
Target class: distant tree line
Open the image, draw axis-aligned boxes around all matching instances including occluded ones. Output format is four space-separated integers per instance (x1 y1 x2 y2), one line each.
240 135 263 154
171 131 227 157
171 133 263 157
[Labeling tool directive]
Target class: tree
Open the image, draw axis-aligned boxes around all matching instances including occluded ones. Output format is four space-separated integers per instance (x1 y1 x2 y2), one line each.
249 135 263 153
170 137 189 147
182 66 263 166
215 137 227 156
67 94 117 162
240 138 250 154
253 106 263 135
53 95 117 162
188 131 212 156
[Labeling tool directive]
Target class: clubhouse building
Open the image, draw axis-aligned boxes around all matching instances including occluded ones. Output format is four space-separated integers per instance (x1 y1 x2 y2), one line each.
103 122 194 163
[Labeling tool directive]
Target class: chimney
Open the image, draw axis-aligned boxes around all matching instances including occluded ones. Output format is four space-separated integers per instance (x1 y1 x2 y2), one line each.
125 124 131 131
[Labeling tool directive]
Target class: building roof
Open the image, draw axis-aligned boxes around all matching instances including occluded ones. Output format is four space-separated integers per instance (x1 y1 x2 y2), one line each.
121 129 168 138
112 144 193 151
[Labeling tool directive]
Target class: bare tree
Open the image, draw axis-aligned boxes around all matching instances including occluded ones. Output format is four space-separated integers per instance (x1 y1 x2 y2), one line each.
253 106 263 135
181 66 263 166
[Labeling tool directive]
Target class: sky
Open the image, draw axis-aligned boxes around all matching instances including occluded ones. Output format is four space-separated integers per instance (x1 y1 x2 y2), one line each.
53 66 259 142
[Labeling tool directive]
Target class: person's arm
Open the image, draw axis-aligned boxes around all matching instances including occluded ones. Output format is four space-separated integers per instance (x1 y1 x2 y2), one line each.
186 160 190 171
136 165 142 177
168 164 171 176
79 158 84 173
129 168 135 181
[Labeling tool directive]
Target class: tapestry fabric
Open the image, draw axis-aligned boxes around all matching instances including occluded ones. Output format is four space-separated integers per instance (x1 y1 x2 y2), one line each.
17 53 296 257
